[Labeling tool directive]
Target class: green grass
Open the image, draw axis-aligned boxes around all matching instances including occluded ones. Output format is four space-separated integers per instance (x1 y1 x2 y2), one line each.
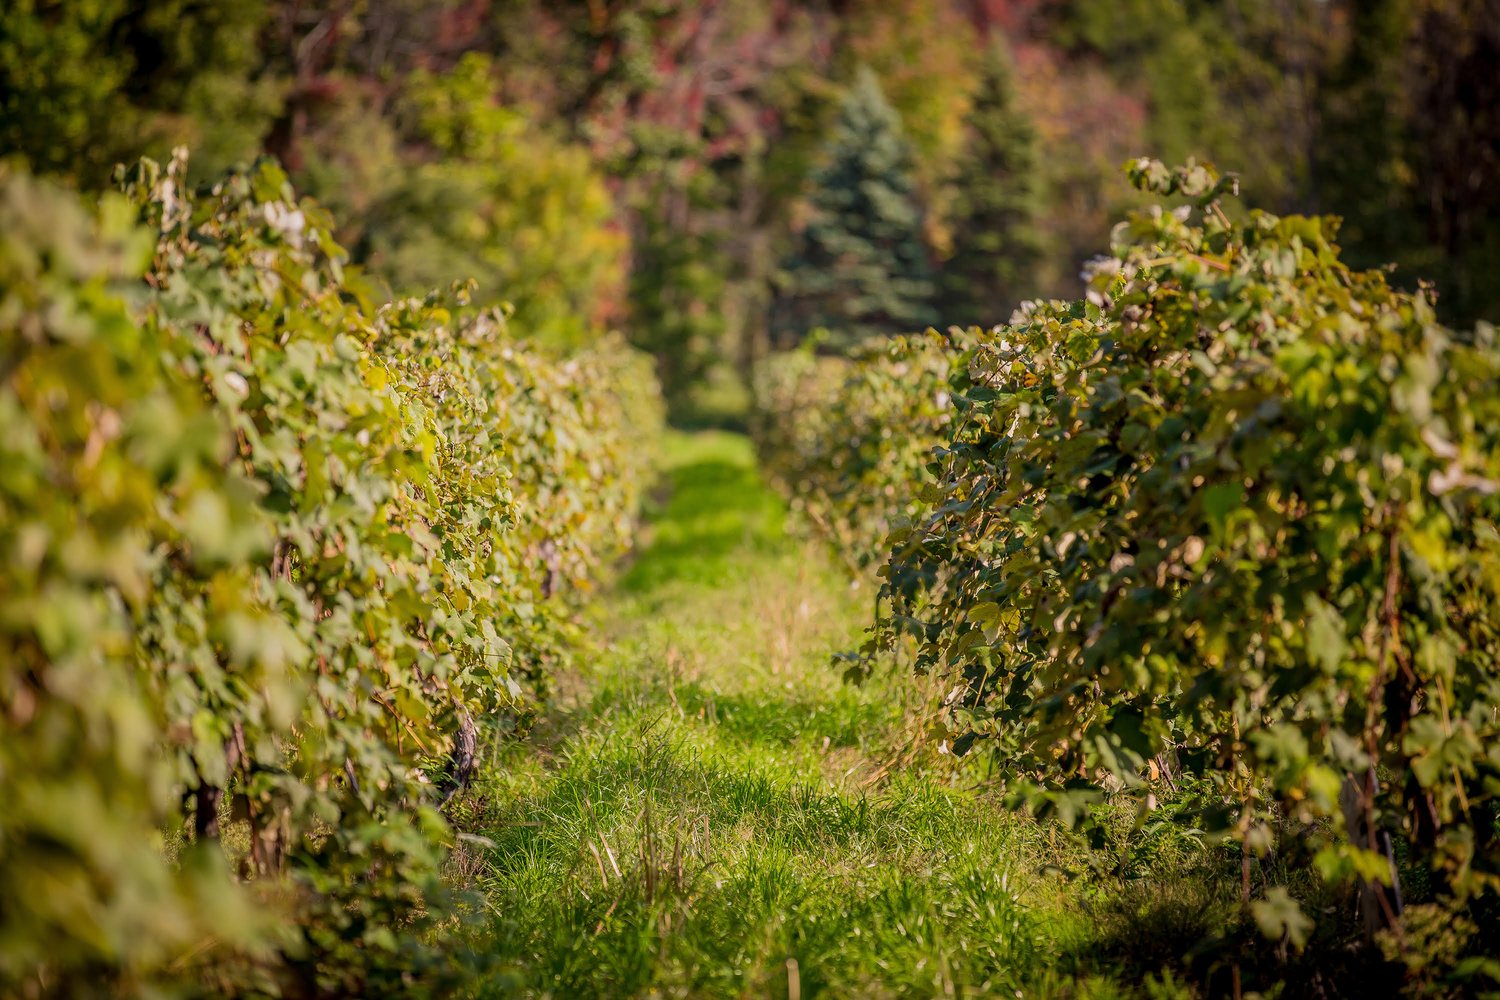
448 431 1317 999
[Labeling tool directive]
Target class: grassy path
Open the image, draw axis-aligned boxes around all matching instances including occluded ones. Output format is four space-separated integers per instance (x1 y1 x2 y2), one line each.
460 432 1205 998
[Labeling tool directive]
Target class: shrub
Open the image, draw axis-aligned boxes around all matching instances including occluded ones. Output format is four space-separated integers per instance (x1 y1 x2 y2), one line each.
0 159 269 998
0 152 662 995
751 331 965 564
484 331 664 681
874 160 1500 962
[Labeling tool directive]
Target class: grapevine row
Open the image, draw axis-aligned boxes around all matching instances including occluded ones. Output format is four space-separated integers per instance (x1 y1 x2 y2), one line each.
754 160 1500 974
0 153 662 995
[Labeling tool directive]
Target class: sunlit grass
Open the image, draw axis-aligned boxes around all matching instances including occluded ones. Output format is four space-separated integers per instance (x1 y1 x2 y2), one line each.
449 430 1311 999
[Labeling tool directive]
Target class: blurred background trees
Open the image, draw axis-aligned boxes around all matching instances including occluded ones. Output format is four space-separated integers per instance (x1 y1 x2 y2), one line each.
937 42 1046 328
3 0 1497 415
770 68 937 352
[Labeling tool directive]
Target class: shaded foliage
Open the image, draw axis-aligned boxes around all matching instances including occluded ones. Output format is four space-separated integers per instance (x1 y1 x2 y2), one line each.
0 0 275 185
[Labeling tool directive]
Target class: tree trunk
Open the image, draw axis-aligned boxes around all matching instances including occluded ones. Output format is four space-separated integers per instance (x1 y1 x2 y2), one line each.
440 708 479 807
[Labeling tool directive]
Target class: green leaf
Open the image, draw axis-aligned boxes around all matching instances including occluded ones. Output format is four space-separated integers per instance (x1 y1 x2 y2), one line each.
1251 888 1313 950
1304 596 1349 674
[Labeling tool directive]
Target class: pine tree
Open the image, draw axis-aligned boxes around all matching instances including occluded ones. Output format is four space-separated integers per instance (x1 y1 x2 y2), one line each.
937 43 1046 328
771 67 937 351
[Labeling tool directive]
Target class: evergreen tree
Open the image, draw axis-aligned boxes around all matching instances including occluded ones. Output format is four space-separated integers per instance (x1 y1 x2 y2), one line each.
938 43 1046 327
771 67 937 351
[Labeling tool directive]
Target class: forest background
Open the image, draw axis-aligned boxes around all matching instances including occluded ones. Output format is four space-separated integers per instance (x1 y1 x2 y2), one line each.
6 0 1497 419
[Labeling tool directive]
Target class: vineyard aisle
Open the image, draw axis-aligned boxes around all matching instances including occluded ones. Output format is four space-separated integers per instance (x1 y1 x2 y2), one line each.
460 431 1178 998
